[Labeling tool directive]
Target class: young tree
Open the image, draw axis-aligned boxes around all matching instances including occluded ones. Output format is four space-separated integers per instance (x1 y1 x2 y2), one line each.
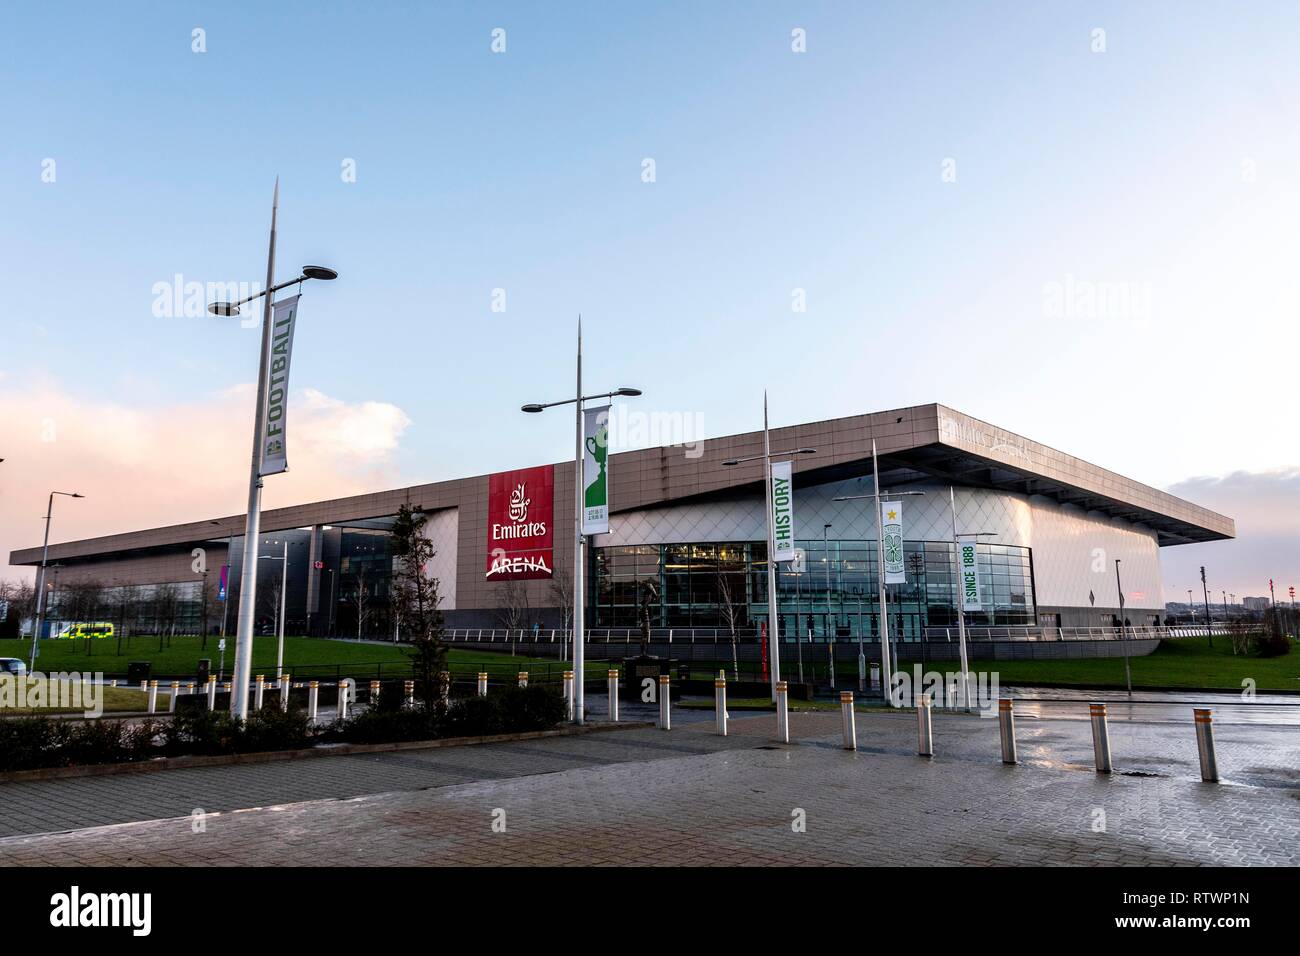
548 567 573 633
390 504 447 710
716 570 741 683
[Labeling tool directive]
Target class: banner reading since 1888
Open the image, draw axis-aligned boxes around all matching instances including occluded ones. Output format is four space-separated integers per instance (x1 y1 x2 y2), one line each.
957 534 983 610
486 464 554 580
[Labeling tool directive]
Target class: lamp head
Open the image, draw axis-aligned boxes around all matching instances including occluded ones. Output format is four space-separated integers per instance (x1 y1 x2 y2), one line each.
521 404 545 414
301 265 338 281
615 387 642 397
208 302 240 316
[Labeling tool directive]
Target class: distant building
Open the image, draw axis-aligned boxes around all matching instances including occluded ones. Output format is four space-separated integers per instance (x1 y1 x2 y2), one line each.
1242 596 1272 611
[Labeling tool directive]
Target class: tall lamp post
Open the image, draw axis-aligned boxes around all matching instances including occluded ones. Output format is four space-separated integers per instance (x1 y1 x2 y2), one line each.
1114 559 1132 696
521 322 640 725
259 539 290 680
722 395 817 701
833 440 922 706
207 181 338 718
29 491 84 670
210 520 236 646
947 486 997 711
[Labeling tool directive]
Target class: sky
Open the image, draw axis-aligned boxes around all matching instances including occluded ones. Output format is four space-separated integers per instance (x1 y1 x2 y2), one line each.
1 1 1296 603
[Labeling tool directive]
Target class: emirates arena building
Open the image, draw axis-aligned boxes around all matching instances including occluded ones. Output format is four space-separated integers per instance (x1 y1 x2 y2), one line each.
9 404 1233 656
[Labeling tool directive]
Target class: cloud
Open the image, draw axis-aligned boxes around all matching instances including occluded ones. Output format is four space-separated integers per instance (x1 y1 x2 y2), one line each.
1160 469 1300 603
1 383 411 576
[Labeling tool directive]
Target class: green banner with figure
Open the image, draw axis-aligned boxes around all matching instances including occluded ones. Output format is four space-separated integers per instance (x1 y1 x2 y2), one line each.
582 404 610 534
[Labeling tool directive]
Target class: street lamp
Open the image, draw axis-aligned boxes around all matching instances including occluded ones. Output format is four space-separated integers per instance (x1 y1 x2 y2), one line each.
945 486 997 712
520 322 640 725
259 539 290 679
823 522 835 691
207 180 339 720
833 442 922 707
722 394 816 701
1115 559 1132 696
29 491 84 670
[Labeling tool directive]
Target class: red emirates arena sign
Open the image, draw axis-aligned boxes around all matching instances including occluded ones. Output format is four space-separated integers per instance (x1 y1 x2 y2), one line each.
486 464 554 580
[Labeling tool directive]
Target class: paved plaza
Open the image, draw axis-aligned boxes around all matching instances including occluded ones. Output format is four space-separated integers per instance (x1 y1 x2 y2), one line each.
0 703 1296 866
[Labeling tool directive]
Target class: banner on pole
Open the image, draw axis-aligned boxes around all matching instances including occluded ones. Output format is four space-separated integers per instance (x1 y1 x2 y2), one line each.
258 294 300 476
218 565 229 601
882 500 905 584
581 404 610 534
770 461 796 562
957 534 983 611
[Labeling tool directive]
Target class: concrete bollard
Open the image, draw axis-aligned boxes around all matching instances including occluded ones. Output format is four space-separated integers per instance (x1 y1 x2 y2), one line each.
840 691 856 751
110 679 118 689
870 662 880 691
168 681 179 714
917 692 933 757
254 675 265 712
404 679 415 709
206 676 217 710
518 671 529 689
608 669 619 722
337 681 350 720
715 674 727 736
281 674 291 710
439 671 450 706
1090 702 1113 774
308 681 319 720
186 681 195 699
477 672 488 697
775 680 790 744
146 680 159 714
369 680 380 706
998 698 1017 765
1194 708 1219 782
658 674 671 730
563 670 575 721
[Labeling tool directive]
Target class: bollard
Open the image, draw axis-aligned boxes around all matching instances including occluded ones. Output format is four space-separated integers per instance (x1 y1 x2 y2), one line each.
998 698 1017 764
404 679 415 709
186 681 195 698
146 680 159 715
518 671 529 689
775 680 790 744
715 675 728 736
917 692 933 757
1194 708 1219 782
870 662 880 691
563 670 575 721
168 681 179 714
369 680 380 707
337 681 350 720
308 681 319 720
477 672 488 698
608 669 619 722
840 691 856 751
110 679 118 689
254 675 265 712
280 674 291 710
1090 702 1113 774
439 671 450 706
206 676 217 710
658 674 671 730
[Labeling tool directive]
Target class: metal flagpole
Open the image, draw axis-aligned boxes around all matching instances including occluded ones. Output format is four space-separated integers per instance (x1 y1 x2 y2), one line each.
573 318 585 724
763 392 781 701
872 439 893 705
231 178 279 719
949 486 971 711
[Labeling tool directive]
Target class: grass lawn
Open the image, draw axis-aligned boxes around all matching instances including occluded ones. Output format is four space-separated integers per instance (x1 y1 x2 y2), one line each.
0 636 605 683
0 676 167 715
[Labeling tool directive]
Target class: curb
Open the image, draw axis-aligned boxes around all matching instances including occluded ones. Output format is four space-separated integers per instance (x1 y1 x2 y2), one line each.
0 721 655 785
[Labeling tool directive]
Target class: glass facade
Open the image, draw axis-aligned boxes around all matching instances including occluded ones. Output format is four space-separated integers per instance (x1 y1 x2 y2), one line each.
593 539 1036 637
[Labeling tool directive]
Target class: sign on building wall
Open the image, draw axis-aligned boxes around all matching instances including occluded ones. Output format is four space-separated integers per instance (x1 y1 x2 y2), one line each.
957 534 983 611
770 461 796 562
581 404 610 534
259 294 300 477
486 464 554 580
881 500 905 583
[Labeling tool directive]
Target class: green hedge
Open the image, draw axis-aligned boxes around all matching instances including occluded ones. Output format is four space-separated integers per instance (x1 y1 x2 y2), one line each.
0 685 568 773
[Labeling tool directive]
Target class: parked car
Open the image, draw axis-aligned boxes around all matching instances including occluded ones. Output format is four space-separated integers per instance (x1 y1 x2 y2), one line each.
0 658 28 677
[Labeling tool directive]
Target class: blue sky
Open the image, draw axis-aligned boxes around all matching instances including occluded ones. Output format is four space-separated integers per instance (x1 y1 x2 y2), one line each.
2 2 1297 598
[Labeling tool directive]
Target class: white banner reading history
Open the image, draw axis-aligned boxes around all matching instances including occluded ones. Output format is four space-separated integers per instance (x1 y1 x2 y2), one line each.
258 294 299 477
770 460 796 562
881 500 905 584
957 533 983 611
581 404 610 535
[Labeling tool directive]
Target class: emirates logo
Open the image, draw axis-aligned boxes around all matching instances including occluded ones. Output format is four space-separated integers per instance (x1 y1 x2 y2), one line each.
508 483 530 522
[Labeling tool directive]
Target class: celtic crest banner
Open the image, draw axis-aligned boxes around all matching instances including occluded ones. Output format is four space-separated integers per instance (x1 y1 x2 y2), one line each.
881 500 905 584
